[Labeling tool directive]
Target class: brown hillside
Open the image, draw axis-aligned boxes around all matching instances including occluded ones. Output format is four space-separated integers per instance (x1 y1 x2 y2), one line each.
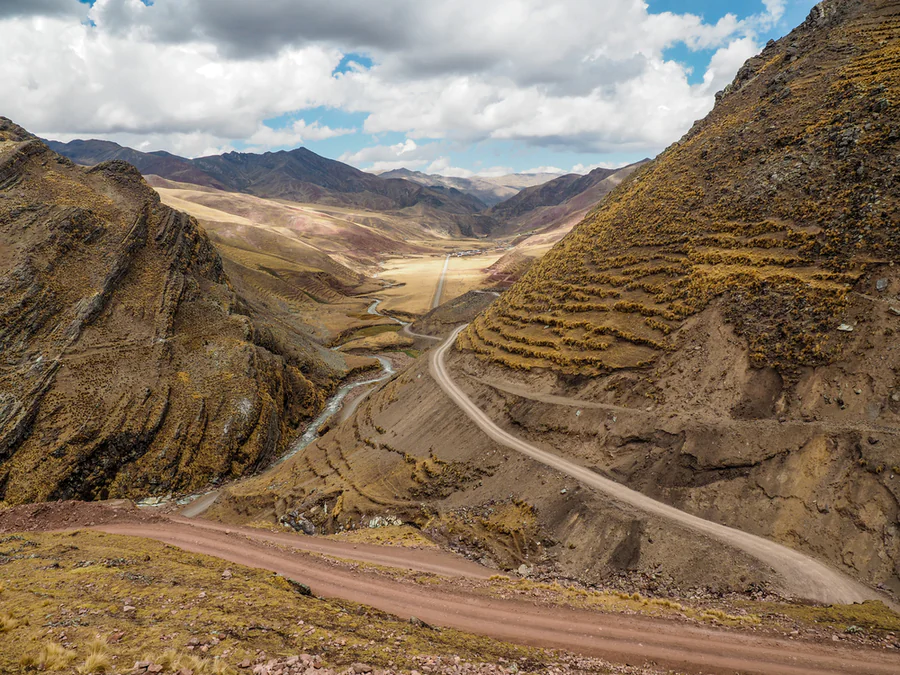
488 161 648 237
0 118 349 504
213 1 900 599
462 0 899 375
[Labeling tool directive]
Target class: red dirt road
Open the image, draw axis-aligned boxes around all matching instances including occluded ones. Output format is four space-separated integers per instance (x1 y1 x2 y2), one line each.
93 518 900 675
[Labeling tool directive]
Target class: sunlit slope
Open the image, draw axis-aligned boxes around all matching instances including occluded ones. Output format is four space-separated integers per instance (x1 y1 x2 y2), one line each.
462 0 899 374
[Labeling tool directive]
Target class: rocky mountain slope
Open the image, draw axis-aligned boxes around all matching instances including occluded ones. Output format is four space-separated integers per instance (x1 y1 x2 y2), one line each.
47 140 494 237
377 168 564 207
487 161 648 236
213 0 900 598
457 0 900 591
44 139 227 190
0 118 354 504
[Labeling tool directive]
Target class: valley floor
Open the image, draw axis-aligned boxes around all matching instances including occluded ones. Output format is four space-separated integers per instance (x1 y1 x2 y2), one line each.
373 252 505 316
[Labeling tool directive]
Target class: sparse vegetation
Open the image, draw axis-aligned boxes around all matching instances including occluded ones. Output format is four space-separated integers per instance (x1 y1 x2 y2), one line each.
460 2 900 376
0 531 550 674
29 642 78 671
738 600 900 634
0 611 18 632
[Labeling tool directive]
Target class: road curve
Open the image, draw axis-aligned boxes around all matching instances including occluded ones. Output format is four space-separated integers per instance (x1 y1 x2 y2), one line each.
401 324 442 341
430 326 891 607
92 518 900 675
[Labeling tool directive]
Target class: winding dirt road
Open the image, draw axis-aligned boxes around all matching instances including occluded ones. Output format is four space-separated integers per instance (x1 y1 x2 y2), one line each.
430 326 891 607
92 517 900 675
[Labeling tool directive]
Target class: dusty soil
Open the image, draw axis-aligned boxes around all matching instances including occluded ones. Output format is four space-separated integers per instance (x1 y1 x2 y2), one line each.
22 514 900 674
2 528 587 675
430 328 892 608
410 291 499 339
0 499 163 532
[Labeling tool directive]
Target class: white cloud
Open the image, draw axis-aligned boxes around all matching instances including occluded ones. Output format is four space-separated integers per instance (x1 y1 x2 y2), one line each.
0 0 785 163
570 162 618 173
762 0 787 26
699 36 761 95
339 138 439 166
524 165 565 174
430 165 517 178
367 159 429 172
246 119 354 150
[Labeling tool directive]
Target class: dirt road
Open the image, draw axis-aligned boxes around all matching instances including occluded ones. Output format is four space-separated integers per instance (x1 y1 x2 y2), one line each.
92 517 900 675
432 255 451 309
430 326 890 607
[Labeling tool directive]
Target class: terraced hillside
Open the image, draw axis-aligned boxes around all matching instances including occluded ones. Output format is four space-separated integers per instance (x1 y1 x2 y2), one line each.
0 119 351 504
219 0 900 600
462 0 899 375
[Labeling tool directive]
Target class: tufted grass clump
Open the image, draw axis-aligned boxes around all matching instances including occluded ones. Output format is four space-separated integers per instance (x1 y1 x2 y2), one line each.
30 642 78 670
0 530 550 674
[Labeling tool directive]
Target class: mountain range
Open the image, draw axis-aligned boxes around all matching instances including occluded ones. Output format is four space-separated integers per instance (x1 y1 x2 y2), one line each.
376 168 565 207
46 139 494 237
46 139 645 240
487 160 649 235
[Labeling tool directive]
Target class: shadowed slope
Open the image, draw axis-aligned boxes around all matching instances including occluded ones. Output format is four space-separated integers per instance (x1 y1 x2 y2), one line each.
0 119 345 503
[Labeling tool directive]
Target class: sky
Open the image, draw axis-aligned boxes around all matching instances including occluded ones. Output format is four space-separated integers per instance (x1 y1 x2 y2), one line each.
0 0 819 177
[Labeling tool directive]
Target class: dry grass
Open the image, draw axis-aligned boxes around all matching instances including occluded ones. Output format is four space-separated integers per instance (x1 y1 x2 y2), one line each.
30 643 78 670
0 530 552 674
0 611 18 632
376 253 500 315
461 2 900 375
78 651 112 674
482 578 762 628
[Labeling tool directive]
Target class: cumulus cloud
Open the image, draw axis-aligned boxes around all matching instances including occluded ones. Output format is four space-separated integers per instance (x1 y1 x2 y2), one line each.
246 119 354 151
0 0 83 18
0 0 788 163
523 166 565 174
699 36 761 95
570 161 620 173
761 0 788 26
341 138 433 164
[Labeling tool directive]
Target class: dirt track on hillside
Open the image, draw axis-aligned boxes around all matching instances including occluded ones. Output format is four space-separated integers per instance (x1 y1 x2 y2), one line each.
430 326 893 608
89 517 900 675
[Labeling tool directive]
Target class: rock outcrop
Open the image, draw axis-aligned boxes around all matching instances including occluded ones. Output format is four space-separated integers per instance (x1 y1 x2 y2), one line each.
0 118 341 503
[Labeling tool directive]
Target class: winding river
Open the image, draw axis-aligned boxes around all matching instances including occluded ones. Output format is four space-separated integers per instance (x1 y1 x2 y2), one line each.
278 298 411 462
177 298 423 515
276 354 394 465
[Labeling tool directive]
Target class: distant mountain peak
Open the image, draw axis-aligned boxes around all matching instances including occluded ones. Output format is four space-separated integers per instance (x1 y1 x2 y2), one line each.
46 139 494 236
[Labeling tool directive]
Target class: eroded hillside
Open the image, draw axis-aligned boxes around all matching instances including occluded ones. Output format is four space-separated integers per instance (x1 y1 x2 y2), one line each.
0 119 354 504
212 0 900 599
